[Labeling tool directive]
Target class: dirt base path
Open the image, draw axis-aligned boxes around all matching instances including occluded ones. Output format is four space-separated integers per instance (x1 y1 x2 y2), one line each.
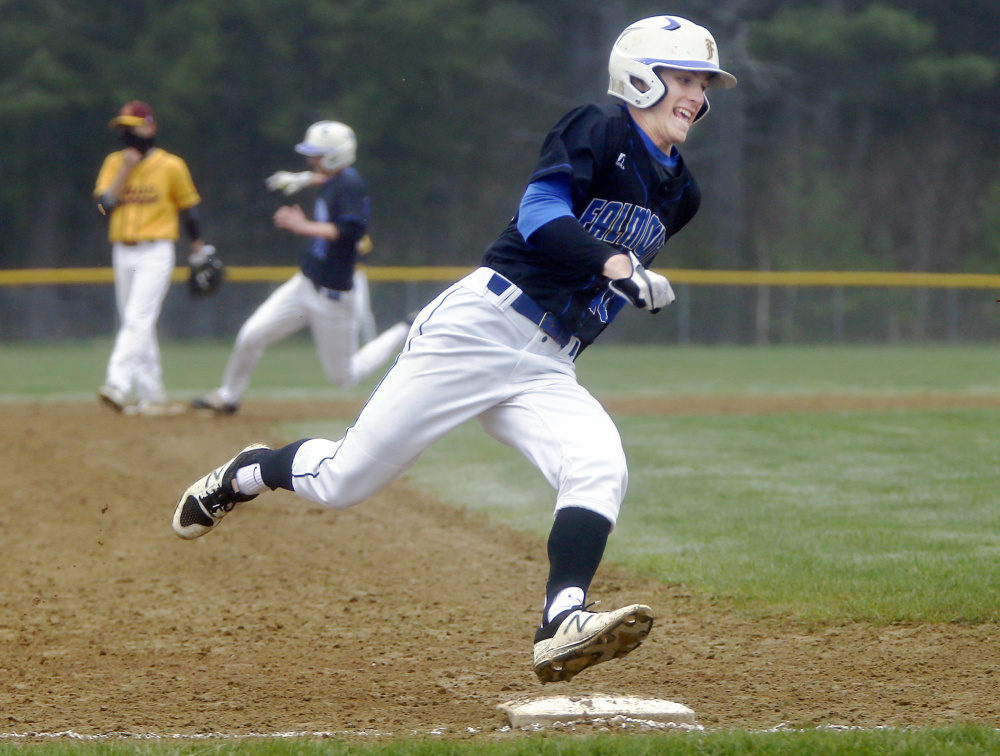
1 399 998 736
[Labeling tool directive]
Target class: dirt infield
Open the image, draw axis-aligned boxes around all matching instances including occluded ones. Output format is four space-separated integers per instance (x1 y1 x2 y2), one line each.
2 399 999 736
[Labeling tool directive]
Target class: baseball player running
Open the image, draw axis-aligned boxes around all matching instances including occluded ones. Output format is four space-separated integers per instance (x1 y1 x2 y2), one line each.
191 121 410 415
174 16 735 683
95 100 210 416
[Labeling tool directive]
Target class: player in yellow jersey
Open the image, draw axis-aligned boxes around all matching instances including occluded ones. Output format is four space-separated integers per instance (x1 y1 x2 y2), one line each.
94 100 211 415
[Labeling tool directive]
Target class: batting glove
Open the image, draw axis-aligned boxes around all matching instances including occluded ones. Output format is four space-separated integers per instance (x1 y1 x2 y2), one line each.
608 252 675 313
265 171 314 196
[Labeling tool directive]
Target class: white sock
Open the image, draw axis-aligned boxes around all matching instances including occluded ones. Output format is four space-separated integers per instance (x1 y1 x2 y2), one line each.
234 464 267 495
545 587 586 624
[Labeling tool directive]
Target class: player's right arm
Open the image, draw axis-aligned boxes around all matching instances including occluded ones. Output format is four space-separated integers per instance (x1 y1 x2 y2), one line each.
265 171 323 195
95 148 141 214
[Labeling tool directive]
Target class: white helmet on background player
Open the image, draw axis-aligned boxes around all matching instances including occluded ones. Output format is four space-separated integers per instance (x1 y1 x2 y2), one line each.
608 16 737 122
295 121 357 172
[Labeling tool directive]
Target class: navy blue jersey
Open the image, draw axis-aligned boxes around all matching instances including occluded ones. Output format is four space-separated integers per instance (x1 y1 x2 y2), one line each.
482 102 700 345
300 167 370 291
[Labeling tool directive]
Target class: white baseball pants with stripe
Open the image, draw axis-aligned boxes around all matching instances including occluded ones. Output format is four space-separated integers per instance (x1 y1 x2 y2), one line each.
289 267 628 526
217 272 408 404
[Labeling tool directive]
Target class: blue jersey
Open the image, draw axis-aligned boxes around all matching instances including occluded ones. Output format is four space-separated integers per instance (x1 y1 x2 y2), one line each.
482 102 701 346
300 167 370 291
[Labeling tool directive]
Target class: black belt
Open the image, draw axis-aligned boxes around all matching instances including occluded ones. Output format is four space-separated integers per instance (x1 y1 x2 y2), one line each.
486 273 573 348
313 282 347 300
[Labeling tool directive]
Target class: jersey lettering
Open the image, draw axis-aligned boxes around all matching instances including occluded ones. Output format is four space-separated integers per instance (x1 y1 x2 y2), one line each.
119 186 159 205
579 198 666 260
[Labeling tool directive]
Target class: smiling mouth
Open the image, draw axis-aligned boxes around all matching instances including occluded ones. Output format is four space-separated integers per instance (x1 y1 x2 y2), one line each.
674 106 694 123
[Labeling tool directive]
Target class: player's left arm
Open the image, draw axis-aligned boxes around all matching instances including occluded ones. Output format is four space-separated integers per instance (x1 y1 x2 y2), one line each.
177 172 222 293
518 174 617 272
519 181 673 313
171 157 205 252
180 206 204 254
273 204 340 240
606 251 675 312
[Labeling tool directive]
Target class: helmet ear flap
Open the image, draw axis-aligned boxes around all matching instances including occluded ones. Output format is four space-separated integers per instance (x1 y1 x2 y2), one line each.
610 57 666 108
618 69 712 122
319 151 346 172
693 96 710 123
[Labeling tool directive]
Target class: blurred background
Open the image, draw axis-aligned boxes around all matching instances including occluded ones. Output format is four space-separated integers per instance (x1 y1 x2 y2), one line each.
1 0 999 344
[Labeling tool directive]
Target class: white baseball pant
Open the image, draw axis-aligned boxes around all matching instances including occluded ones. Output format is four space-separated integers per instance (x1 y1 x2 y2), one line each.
217 272 408 404
105 239 175 403
289 267 628 526
353 268 378 344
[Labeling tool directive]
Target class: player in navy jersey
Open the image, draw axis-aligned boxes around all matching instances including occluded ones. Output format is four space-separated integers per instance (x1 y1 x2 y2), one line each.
173 16 736 684
191 121 410 415
483 100 704 348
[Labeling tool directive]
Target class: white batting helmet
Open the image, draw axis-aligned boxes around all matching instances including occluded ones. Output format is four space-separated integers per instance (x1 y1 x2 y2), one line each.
608 16 737 121
295 121 357 172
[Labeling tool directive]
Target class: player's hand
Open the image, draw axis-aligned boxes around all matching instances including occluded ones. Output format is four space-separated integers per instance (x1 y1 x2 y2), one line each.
121 147 143 170
187 243 215 266
608 252 675 313
266 171 314 195
273 204 309 232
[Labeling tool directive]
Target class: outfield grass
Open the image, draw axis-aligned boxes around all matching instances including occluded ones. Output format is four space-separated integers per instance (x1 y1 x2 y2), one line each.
572 343 1000 396
3 341 1000 401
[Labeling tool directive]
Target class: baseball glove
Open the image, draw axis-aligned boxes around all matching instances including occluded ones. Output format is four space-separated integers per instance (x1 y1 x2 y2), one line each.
188 245 225 297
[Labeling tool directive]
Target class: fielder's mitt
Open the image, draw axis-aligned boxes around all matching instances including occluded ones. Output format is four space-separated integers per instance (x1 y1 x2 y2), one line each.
188 245 225 297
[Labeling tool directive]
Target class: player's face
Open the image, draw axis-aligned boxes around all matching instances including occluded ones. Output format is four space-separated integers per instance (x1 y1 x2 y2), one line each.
131 123 157 139
649 69 710 148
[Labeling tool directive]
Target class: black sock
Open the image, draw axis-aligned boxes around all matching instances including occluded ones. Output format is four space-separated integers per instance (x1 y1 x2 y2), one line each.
543 506 612 622
258 439 309 491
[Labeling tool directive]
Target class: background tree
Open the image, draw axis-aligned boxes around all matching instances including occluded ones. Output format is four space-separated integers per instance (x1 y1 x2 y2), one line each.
1 0 998 342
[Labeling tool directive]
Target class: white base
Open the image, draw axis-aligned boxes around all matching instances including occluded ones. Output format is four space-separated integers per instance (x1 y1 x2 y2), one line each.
499 696 697 729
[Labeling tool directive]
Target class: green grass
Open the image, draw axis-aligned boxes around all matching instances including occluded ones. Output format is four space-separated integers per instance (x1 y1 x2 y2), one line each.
571 344 1000 396
619 409 1000 623
3 724 1000 754
3 341 999 401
